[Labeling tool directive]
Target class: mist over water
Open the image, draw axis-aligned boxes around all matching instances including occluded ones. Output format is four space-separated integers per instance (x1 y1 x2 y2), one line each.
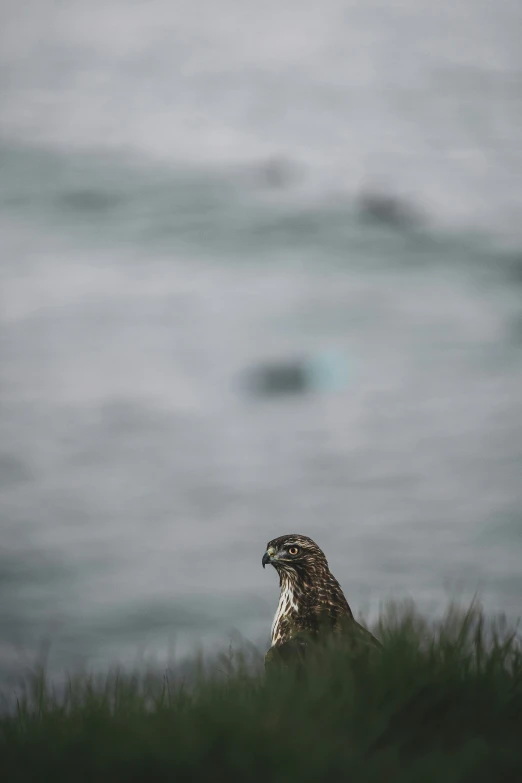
1 0 522 683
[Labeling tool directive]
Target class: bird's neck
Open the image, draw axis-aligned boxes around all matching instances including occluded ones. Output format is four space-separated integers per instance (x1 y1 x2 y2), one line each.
278 570 313 603
271 573 302 646
278 568 352 618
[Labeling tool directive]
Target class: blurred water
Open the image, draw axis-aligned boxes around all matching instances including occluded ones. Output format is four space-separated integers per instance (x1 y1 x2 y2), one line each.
1 0 522 683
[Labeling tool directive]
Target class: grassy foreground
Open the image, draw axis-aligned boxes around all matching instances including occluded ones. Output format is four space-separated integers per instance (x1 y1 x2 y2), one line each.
1 601 521 783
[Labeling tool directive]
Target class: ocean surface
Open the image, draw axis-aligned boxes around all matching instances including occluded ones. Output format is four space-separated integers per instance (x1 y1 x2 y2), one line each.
1 0 522 684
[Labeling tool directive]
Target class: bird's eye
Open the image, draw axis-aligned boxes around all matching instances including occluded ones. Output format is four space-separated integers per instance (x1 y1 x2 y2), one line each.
288 546 299 555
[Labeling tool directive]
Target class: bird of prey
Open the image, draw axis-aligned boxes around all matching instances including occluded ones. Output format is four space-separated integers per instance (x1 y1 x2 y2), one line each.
262 533 381 667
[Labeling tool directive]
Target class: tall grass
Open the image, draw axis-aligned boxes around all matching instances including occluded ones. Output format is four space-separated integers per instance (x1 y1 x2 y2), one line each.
1 601 521 782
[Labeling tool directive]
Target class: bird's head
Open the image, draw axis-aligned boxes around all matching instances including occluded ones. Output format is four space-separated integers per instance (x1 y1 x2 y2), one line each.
262 534 328 582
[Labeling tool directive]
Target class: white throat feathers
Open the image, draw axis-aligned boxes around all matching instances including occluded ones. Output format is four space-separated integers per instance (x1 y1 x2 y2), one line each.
271 578 300 647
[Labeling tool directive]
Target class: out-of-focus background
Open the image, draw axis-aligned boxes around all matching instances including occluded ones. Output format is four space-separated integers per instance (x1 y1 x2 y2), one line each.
1 0 522 684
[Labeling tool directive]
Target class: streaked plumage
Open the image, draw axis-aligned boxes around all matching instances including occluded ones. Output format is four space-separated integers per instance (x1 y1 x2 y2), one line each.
262 533 381 665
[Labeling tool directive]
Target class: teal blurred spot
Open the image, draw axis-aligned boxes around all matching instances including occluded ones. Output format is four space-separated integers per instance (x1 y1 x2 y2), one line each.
305 351 351 391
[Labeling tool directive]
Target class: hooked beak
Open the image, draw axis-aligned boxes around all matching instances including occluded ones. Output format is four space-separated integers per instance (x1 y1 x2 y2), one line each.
262 547 276 568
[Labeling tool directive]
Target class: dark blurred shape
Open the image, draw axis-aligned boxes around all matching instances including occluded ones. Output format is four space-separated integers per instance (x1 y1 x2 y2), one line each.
245 360 308 395
241 351 350 397
505 253 522 284
58 189 121 214
356 189 422 230
257 156 302 189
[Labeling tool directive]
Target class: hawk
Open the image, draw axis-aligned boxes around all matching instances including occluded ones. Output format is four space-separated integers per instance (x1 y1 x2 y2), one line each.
262 533 381 666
